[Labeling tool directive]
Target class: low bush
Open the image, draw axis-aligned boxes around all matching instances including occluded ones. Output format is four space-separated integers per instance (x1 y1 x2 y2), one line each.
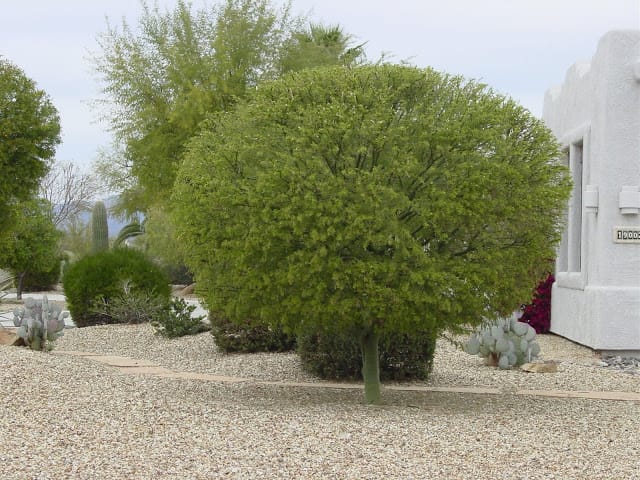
63 248 170 327
211 315 295 353
92 288 168 325
152 298 209 338
297 328 437 381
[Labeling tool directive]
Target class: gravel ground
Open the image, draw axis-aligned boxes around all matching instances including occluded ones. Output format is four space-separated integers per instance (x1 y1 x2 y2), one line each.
1 323 639 479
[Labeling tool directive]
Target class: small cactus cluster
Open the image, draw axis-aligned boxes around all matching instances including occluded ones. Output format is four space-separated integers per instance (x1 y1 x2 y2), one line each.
13 296 68 351
463 317 540 369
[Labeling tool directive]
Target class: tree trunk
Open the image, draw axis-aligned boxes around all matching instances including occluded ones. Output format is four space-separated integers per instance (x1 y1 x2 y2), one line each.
360 330 381 404
16 272 25 300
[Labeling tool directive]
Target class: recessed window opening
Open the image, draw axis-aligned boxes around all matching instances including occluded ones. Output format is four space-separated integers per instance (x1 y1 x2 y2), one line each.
568 142 583 273
558 149 569 272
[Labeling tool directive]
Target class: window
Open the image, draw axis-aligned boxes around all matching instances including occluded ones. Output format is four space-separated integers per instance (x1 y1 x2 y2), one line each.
557 149 569 272
568 141 583 273
558 141 583 274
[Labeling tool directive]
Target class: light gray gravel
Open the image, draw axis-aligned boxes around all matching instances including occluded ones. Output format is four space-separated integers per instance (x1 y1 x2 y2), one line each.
1 324 639 479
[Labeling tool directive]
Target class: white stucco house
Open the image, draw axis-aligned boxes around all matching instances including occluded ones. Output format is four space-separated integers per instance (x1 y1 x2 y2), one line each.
543 30 640 354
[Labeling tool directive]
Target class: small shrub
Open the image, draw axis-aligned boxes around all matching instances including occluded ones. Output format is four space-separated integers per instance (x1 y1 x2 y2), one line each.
92 286 168 324
63 248 170 327
297 328 437 381
152 297 209 338
211 315 295 353
520 273 554 333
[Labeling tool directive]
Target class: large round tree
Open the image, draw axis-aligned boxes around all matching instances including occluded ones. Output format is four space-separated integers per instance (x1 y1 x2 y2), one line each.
173 65 571 404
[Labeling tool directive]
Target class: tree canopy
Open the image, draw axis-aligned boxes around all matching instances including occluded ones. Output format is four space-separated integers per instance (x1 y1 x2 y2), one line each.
94 0 364 212
0 58 60 230
173 64 571 403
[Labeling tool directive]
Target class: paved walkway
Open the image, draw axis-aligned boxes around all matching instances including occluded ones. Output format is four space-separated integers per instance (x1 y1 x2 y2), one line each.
53 350 640 403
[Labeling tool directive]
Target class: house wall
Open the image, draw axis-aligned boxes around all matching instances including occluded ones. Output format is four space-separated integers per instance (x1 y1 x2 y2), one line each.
542 30 640 352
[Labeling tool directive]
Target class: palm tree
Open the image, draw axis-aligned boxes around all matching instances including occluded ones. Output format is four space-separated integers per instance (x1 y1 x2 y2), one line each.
279 23 366 73
113 219 145 248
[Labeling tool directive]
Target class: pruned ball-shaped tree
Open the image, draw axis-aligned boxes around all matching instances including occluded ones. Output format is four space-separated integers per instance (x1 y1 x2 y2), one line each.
172 65 571 404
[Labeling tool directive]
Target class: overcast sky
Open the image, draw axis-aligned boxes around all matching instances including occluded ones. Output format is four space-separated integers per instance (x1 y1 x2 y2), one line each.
1 0 639 171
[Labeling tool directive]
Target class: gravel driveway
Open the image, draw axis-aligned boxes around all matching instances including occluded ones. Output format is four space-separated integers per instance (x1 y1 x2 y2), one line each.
1 323 639 479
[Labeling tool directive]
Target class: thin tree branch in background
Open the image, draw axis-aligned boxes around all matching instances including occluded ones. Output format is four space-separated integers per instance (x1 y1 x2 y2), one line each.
39 161 103 227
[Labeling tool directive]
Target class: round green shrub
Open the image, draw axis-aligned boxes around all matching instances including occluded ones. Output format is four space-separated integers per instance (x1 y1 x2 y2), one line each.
62 248 170 327
297 327 437 381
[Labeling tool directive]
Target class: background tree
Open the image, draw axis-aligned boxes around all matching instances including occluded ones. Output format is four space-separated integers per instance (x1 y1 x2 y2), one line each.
0 199 61 299
0 58 60 230
93 0 365 214
172 65 571 404
59 216 92 261
93 0 298 211
39 161 102 228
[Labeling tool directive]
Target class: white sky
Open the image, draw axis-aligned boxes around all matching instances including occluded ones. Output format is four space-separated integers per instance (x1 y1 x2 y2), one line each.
1 0 639 171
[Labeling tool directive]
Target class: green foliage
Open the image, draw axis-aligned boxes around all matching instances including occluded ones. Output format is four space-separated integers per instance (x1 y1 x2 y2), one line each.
94 1 366 215
210 315 295 353
463 317 540 369
278 23 365 73
140 207 195 283
172 64 571 403
151 297 209 338
21 257 62 292
90 201 109 253
0 199 62 299
92 286 169 325
140 206 185 265
0 58 60 231
298 327 436 381
113 220 144 248
162 264 194 286
13 296 68 351
94 0 301 210
59 217 92 260
62 248 170 327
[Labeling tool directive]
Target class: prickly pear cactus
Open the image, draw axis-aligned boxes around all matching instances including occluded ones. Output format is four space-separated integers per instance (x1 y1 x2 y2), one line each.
13 296 68 351
463 317 540 369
